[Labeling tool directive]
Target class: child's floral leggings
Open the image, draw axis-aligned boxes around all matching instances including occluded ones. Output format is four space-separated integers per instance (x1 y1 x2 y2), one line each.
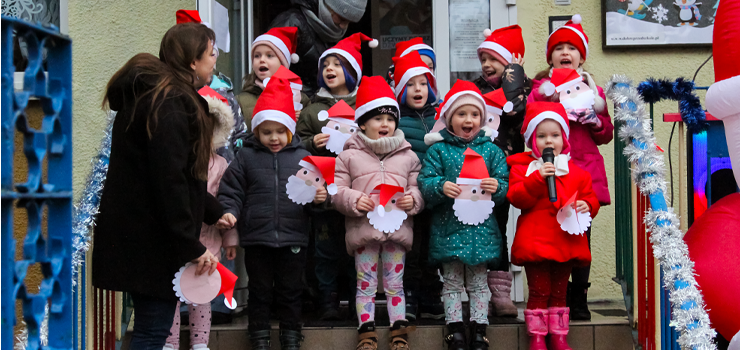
165 301 211 347
442 262 490 325
355 241 406 326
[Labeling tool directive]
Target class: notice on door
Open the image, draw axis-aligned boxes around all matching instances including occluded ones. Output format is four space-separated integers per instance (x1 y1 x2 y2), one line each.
449 0 490 72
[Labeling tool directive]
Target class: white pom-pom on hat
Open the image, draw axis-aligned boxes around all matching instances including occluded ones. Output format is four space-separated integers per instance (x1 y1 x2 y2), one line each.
503 101 514 113
571 14 582 24
318 110 329 121
369 39 379 48
327 183 338 195
291 53 300 64
483 28 493 37
541 81 556 96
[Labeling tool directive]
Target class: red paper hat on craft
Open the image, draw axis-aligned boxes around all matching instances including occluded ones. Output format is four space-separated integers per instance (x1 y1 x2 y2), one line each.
540 68 583 96
198 85 228 104
299 156 337 195
457 148 489 184
478 25 525 64
354 76 399 123
176 9 202 24
394 37 435 58
430 80 485 131
319 33 378 84
318 100 358 127
482 89 513 116
522 102 571 154
251 77 297 133
371 184 406 211
253 27 300 67
546 14 589 61
265 66 303 90
216 263 239 309
392 51 437 101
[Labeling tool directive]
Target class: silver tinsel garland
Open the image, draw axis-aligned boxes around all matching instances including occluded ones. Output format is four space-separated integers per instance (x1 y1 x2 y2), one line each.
605 75 717 350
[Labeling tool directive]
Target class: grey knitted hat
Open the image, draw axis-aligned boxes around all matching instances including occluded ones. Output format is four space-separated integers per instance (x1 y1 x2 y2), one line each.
325 0 367 23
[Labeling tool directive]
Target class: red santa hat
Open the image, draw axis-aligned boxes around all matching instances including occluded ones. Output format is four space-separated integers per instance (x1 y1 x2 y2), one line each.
318 99 358 128
482 89 513 116
251 77 297 133
522 102 571 156
371 184 406 215
392 51 437 101
264 66 304 110
426 80 486 139
394 37 435 58
546 14 589 61
253 27 300 68
457 148 489 185
354 76 400 125
298 156 338 195
176 10 202 24
478 25 525 65
216 263 239 309
319 33 378 84
540 68 583 97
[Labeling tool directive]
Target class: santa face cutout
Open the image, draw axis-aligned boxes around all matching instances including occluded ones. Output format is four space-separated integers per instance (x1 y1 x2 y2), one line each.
321 120 358 155
559 81 595 119
367 190 408 234
286 167 324 205
453 180 495 225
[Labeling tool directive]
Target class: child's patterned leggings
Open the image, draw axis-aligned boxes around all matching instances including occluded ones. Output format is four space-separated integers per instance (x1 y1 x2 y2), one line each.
524 260 574 309
442 262 490 325
355 241 406 326
165 301 211 347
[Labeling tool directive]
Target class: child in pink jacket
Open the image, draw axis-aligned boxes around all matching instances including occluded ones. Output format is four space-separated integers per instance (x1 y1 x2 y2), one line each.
333 76 423 350
165 93 239 350
527 14 614 321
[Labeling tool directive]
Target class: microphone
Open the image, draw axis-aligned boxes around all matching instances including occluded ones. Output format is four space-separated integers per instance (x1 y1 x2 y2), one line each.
542 147 557 203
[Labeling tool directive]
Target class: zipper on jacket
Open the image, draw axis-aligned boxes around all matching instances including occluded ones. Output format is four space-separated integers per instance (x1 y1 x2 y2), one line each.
417 110 430 133
274 154 279 240
379 160 385 183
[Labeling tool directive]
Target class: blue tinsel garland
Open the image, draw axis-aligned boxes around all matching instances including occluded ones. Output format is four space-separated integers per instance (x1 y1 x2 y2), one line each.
636 77 709 133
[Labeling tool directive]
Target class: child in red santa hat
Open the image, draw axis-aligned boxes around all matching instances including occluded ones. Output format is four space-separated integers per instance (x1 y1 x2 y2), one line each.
507 101 600 350
528 15 614 319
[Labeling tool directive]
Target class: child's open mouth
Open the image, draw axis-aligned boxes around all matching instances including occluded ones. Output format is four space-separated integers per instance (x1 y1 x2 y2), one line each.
559 59 572 66
326 74 337 80
258 66 269 72
378 130 389 137
462 126 473 134
483 69 495 76
413 95 423 102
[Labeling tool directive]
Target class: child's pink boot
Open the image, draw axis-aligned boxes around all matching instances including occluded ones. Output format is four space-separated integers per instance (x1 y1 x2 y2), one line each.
547 307 573 350
524 309 548 350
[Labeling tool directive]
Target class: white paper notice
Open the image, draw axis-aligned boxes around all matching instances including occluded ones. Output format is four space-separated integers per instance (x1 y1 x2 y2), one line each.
212 1 230 53
448 0 489 72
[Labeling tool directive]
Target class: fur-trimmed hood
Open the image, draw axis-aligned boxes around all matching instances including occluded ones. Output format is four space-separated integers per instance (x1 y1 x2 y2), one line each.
204 96 235 150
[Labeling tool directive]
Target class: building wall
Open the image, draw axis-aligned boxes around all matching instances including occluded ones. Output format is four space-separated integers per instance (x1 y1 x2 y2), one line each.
518 0 713 300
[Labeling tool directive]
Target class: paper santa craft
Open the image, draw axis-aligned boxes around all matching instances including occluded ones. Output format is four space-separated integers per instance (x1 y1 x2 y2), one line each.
173 262 238 309
482 89 512 140
556 192 592 235
264 66 304 112
287 156 337 204
366 184 408 234
540 68 595 122
318 100 358 155
454 148 495 225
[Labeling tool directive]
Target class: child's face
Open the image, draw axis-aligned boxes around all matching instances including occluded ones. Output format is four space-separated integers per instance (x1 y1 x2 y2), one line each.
361 114 396 140
257 120 289 153
534 119 564 156
479 51 506 79
404 75 429 109
450 105 481 139
420 55 435 72
549 43 585 69
252 45 282 82
322 56 347 93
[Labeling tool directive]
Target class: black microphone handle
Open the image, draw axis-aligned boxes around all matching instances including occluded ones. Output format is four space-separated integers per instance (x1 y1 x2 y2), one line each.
542 148 557 202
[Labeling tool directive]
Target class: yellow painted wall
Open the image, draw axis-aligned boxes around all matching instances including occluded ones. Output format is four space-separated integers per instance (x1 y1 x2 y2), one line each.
518 0 713 300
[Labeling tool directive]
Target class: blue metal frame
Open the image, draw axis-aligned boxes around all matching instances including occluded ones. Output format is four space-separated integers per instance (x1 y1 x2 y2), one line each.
2 16 74 350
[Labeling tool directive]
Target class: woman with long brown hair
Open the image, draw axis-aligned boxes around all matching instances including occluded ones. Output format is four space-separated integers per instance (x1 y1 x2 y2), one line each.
92 22 219 349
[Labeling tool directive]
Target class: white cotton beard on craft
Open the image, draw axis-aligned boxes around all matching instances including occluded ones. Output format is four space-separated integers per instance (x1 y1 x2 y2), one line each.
286 175 318 205
367 205 408 234
453 198 495 225
560 89 595 110
556 205 592 235
322 126 353 155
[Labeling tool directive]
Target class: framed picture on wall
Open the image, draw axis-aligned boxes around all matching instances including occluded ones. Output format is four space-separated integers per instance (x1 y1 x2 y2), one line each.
602 0 715 48
549 15 573 34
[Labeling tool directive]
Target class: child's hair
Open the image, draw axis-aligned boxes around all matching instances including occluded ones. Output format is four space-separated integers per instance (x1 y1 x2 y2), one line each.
253 125 293 144
317 54 358 93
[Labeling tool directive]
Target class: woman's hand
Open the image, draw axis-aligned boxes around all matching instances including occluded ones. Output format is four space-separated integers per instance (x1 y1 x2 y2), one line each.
575 200 590 214
313 186 328 204
193 250 219 276
539 163 556 178
396 195 415 211
216 213 237 230
313 133 330 149
225 247 237 260
357 195 375 212
443 181 461 198
480 178 499 193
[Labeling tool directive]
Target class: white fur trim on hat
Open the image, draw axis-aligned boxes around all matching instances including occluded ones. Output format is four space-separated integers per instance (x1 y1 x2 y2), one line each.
523 111 570 146
253 34 292 67
540 81 556 96
318 110 330 121
547 25 589 58
571 14 582 24
395 66 434 99
299 160 319 173
329 117 359 127
252 109 296 134
264 77 302 91
291 53 300 64
369 39 379 48
706 75 740 120
400 43 435 57
456 178 483 185
327 183 338 195
439 91 486 122
477 42 513 63
503 101 513 113
486 106 503 116
555 77 582 93
483 28 493 37
320 48 362 83
355 97 399 122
